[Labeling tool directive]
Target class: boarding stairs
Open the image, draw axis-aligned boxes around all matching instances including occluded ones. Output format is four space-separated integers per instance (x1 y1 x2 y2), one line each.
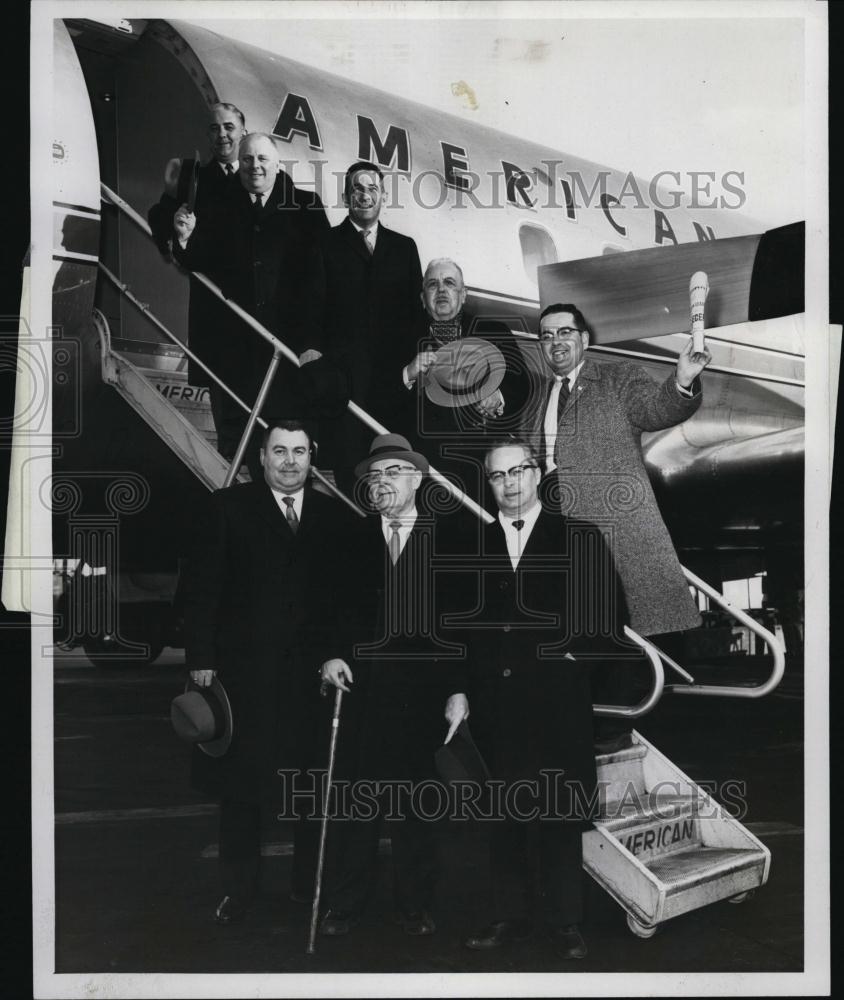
96 184 778 936
94 312 243 492
586 731 770 936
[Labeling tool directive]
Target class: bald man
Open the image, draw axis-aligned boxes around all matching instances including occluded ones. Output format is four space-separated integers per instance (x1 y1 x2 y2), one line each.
173 133 329 473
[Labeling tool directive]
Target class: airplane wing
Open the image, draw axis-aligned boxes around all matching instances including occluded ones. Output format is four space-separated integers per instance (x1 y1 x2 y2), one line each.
537 222 804 345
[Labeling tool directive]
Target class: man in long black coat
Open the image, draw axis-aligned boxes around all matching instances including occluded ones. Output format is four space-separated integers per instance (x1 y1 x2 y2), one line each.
318 434 462 937
148 103 246 448
304 161 425 495
173 133 329 472
184 419 356 922
445 437 632 959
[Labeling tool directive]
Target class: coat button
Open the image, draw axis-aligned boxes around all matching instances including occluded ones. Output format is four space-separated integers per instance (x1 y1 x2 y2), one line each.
502 668 511 678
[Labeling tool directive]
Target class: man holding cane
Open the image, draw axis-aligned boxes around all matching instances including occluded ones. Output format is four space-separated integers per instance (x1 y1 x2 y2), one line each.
318 433 464 938
183 419 354 924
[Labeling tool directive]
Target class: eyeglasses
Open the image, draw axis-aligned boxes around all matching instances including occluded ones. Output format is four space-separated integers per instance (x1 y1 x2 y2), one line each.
365 464 417 484
539 327 582 342
486 463 538 486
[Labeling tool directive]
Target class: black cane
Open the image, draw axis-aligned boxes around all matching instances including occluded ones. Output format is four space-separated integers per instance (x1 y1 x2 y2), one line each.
307 685 344 955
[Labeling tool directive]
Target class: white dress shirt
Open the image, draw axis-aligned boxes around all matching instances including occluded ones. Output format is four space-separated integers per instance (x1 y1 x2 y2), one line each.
498 501 542 571
218 159 239 175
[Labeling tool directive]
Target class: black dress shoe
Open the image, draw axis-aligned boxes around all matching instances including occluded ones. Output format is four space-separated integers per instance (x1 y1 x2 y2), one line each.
319 908 356 936
549 923 587 960
214 895 249 924
395 909 436 936
464 919 534 950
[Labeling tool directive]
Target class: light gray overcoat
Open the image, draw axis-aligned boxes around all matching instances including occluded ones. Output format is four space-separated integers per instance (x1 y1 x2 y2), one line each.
525 357 702 636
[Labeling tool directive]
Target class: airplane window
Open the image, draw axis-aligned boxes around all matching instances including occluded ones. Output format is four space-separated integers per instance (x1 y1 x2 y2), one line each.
519 223 558 285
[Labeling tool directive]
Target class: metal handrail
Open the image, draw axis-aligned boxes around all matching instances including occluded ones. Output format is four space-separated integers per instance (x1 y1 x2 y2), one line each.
95 262 359 513
100 182 492 522
98 181 669 717
593 626 665 718
668 566 786 697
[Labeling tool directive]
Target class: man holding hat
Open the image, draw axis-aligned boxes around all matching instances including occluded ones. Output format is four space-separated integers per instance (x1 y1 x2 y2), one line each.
318 433 463 938
403 258 536 505
182 418 356 924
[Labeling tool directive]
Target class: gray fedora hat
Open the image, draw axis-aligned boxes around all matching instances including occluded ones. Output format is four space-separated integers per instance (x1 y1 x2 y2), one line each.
423 337 506 408
170 676 233 758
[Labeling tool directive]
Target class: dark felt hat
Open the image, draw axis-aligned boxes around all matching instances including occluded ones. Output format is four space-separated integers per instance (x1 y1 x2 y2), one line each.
170 676 233 758
353 432 429 479
435 720 491 784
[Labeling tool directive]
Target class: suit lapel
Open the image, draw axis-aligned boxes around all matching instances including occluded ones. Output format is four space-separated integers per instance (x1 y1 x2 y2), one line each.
339 216 373 263
254 482 297 541
369 223 390 265
567 359 599 416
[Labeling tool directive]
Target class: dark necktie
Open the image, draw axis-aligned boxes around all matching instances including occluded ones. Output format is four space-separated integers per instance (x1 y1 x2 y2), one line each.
361 228 374 255
282 496 299 535
512 519 524 531
225 163 235 176
388 521 402 565
556 376 570 421
252 192 264 220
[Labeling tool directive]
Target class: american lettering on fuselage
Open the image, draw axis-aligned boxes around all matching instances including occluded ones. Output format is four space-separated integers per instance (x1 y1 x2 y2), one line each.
272 91 740 249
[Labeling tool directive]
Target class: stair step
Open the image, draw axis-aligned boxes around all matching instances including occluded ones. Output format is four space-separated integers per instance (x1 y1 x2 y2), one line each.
646 845 764 895
594 743 648 798
597 791 698 832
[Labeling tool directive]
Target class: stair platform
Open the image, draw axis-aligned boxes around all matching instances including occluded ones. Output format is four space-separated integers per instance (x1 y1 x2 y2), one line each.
584 730 770 936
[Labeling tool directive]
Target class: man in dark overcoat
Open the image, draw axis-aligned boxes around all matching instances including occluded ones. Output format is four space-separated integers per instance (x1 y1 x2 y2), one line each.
318 434 462 938
445 437 631 959
184 418 355 923
173 133 329 472
148 102 246 448
403 257 538 505
303 161 426 494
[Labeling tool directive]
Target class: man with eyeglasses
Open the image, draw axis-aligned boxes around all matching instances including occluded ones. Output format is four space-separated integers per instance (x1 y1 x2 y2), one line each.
444 437 628 959
526 303 710 640
319 433 460 939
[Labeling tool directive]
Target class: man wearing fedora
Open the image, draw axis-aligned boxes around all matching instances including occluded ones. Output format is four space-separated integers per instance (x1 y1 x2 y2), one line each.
444 437 630 959
403 258 535 505
318 433 463 938
302 161 425 496
182 418 356 924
